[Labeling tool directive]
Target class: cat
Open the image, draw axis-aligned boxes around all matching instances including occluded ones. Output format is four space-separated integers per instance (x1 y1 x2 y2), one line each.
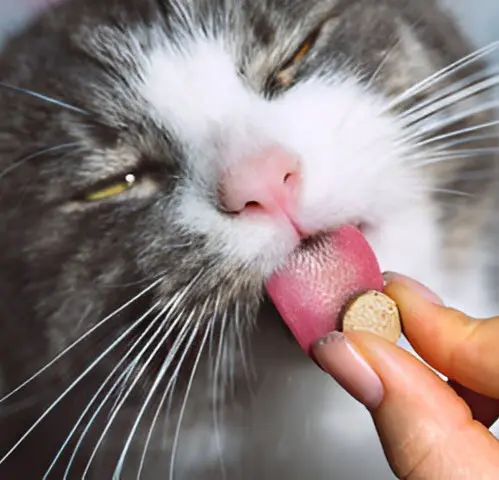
0 0 498 478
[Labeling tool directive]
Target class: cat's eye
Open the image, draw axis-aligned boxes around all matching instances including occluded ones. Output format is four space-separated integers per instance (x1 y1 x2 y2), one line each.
84 173 137 202
272 28 322 90
289 39 314 65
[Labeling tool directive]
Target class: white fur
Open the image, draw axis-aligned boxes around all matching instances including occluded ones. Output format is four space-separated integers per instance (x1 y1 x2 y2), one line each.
140 36 442 284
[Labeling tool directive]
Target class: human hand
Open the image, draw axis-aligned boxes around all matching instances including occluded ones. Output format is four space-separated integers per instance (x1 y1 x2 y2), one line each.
313 273 499 479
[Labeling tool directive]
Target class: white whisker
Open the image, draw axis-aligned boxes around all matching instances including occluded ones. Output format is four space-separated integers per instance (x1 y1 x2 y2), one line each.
134 303 210 480
410 118 499 149
82 306 187 479
108 362 138 418
83 269 205 478
111 307 195 479
400 68 497 119
414 148 499 168
401 75 499 127
417 187 474 198
212 308 229 480
384 40 499 113
44 300 163 479
426 133 499 153
366 41 399 89
0 282 165 467
234 301 254 386
0 278 163 407
169 304 212 480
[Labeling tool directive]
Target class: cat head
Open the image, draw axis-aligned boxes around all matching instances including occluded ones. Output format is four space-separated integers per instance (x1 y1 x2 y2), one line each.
0 0 496 384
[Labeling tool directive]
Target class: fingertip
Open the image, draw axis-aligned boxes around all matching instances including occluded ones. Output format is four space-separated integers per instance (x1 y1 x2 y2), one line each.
383 276 499 398
313 332 384 410
383 272 444 306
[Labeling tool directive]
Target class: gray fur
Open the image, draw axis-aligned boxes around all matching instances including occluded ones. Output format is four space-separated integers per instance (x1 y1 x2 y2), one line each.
0 0 497 478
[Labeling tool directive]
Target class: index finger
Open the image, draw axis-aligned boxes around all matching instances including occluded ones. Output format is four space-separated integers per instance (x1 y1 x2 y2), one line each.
385 280 499 399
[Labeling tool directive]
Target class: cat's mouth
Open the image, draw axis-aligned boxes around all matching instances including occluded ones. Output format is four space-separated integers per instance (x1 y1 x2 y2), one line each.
265 225 383 354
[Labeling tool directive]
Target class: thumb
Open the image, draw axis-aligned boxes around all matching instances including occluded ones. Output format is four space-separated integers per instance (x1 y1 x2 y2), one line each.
313 332 499 479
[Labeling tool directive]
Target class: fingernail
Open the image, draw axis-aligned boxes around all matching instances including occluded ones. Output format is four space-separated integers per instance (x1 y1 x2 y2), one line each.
313 332 384 410
383 272 444 305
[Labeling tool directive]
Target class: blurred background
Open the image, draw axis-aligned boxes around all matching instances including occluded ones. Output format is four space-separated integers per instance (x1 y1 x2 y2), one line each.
0 1 497 479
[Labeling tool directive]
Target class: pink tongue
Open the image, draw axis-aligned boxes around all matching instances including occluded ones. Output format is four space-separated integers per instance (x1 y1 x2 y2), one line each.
266 225 383 355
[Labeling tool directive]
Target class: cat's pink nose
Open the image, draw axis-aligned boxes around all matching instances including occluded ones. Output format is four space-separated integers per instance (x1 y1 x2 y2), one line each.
218 146 301 219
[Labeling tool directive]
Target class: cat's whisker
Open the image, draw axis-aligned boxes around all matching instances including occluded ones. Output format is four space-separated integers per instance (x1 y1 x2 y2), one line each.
0 143 80 181
82 270 206 478
407 99 499 142
135 298 214 480
81 311 185 479
212 309 229 480
414 147 499 169
416 186 474 198
108 361 138 417
112 306 199 479
169 304 212 480
400 74 499 127
399 68 498 120
424 133 499 153
225 317 239 397
43 300 164 479
234 301 254 387
365 40 399 89
82 306 188 479
384 40 499 113
0 283 167 467
0 82 90 116
409 118 499 149
207 293 222 376
60 364 137 479
0 277 163 406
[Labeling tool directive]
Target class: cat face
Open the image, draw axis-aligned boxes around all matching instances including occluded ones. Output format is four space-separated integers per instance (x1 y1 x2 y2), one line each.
0 0 497 471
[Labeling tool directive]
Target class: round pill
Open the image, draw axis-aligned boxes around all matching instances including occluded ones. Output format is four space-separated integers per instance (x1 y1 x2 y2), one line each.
342 290 401 343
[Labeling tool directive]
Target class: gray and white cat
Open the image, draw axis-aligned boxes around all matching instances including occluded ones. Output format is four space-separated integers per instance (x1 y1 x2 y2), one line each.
0 0 498 478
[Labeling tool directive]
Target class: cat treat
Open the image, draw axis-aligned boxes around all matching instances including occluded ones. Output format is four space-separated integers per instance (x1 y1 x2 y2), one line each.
342 290 401 344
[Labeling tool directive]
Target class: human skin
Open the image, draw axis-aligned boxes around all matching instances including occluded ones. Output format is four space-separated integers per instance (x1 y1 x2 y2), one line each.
313 273 499 480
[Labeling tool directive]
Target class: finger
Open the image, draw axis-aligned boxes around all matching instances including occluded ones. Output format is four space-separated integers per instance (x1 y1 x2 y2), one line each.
384 275 499 399
314 332 499 479
449 380 499 429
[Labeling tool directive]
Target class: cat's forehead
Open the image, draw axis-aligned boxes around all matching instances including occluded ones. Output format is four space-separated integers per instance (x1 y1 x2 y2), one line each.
67 0 400 64
63 0 403 119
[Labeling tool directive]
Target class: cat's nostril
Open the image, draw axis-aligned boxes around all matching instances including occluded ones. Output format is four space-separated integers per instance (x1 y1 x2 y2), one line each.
218 146 302 217
244 200 262 210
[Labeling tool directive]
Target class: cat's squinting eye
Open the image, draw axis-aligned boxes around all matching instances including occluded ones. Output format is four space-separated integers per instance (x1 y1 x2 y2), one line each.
274 28 322 89
84 173 137 202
